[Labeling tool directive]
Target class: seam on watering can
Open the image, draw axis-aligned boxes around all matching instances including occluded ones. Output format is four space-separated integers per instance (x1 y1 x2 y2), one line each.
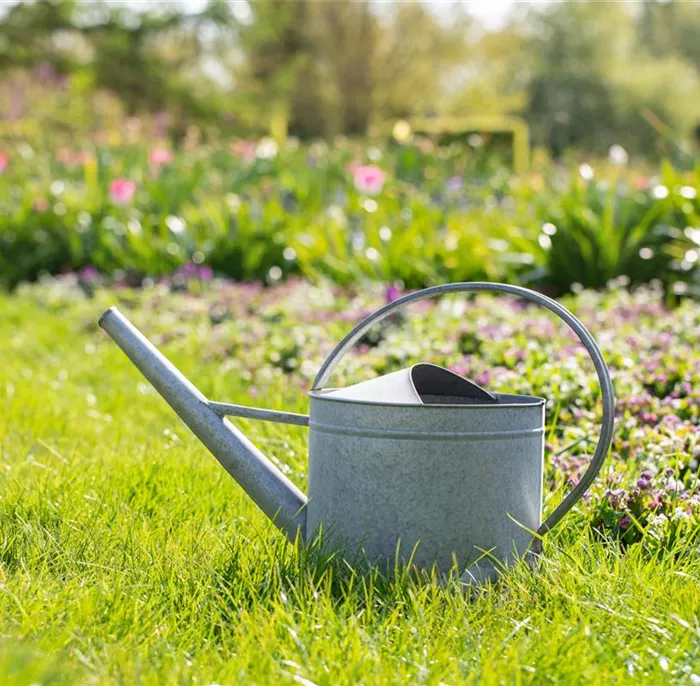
307 422 544 441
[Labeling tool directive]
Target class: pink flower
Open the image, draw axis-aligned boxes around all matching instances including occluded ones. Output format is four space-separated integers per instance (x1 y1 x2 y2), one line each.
0 152 7 173
351 165 385 195
633 175 650 190
149 147 173 167
232 140 256 163
109 179 136 205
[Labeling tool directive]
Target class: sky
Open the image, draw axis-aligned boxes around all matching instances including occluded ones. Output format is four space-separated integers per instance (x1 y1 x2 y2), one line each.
444 0 518 28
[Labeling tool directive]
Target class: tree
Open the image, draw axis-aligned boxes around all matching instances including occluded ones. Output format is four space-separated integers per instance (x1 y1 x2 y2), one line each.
310 1 378 135
0 0 233 128
231 0 311 137
372 2 472 121
519 0 700 157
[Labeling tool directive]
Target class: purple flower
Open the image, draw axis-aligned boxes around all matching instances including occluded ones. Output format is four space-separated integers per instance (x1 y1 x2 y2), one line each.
177 262 213 282
637 476 652 490
78 265 100 282
619 515 631 530
385 284 402 303
35 61 57 81
446 176 463 195
606 488 627 509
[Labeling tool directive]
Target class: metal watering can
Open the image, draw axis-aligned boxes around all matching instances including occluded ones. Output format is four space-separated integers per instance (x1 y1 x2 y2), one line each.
99 283 615 583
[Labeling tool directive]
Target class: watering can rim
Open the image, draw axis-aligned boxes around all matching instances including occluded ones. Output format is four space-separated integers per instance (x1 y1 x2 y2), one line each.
308 388 546 409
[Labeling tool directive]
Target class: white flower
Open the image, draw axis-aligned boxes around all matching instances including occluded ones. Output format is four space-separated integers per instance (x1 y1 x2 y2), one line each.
608 144 629 166
367 146 382 162
651 185 669 200
671 507 690 522
649 514 668 528
256 138 278 159
166 215 186 234
579 163 594 180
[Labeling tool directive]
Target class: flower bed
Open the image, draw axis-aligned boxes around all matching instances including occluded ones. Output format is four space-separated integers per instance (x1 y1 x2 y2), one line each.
1 138 699 296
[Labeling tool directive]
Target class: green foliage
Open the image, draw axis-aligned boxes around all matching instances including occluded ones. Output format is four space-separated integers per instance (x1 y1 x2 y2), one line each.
526 166 700 293
1 137 700 295
521 1 700 157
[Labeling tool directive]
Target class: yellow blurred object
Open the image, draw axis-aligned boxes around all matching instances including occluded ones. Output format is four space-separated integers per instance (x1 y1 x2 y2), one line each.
530 173 545 191
83 155 98 197
392 120 413 143
380 115 530 174
270 106 289 149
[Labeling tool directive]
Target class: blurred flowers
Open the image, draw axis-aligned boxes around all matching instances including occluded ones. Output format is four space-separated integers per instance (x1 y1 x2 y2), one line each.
385 284 403 303
232 140 256 163
446 175 463 195
578 163 594 181
149 147 173 168
608 144 629 167
0 151 7 173
256 138 278 160
109 178 136 205
351 164 386 195
175 261 214 282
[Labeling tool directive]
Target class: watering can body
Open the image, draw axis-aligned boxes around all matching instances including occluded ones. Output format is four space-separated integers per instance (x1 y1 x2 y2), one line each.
99 282 615 583
307 384 545 580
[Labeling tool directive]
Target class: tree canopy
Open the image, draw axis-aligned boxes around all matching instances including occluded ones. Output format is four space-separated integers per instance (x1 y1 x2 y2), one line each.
2 0 700 156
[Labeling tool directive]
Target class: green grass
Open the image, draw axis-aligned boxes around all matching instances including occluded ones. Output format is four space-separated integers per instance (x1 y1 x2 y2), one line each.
1 280 699 684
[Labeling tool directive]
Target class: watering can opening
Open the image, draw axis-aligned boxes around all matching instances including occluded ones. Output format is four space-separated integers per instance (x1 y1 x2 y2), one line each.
319 362 501 406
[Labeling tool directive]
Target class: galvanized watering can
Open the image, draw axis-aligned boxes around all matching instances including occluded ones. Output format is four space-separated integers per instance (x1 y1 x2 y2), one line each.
99 283 615 583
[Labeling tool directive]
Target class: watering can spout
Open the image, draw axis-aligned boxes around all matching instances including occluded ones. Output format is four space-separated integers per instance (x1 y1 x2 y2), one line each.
98 307 307 542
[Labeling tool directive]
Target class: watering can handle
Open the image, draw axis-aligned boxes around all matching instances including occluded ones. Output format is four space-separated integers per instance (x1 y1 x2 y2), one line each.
312 282 615 536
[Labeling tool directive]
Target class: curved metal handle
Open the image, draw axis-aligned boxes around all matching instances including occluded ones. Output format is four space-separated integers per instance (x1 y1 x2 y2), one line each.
312 282 615 535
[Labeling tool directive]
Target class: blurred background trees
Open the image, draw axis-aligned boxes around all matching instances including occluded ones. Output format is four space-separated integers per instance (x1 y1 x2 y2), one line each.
2 0 700 157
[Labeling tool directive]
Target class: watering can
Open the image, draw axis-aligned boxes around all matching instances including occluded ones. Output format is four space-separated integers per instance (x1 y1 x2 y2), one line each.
99 283 615 583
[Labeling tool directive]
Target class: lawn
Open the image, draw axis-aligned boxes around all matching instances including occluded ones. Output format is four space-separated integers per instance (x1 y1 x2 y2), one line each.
1 275 699 684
